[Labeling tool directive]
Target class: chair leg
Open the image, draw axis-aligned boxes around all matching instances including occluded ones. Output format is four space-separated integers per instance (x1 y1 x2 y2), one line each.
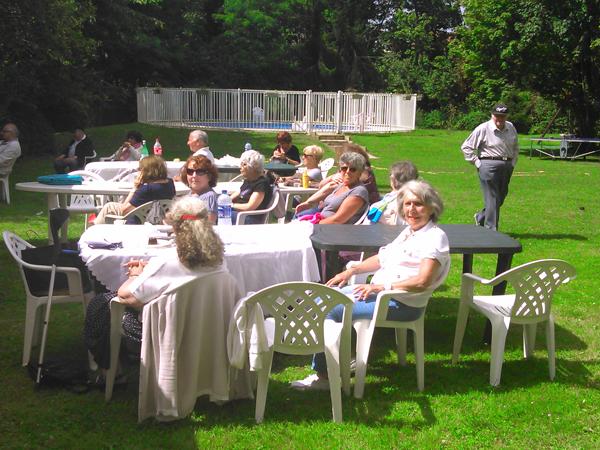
353 320 374 399
395 328 408 366
546 316 556 380
413 321 425 392
489 317 510 386
324 347 343 423
452 296 471 364
23 303 42 366
254 350 274 424
105 302 125 401
523 323 537 359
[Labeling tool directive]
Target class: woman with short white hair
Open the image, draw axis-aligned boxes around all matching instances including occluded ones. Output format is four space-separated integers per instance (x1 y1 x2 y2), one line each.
229 150 274 224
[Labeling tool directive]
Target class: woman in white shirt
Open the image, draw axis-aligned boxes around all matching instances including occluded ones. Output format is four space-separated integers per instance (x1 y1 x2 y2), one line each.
292 179 450 390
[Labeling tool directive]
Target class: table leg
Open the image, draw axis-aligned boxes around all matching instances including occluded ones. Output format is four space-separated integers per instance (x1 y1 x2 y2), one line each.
482 253 514 344
47 194 60 243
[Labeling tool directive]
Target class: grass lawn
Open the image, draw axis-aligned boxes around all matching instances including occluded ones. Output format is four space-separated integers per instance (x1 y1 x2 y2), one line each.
1 125 599 448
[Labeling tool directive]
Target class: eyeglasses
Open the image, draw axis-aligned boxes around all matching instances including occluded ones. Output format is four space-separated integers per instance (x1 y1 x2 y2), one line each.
339 166 357 173
186 168 208 176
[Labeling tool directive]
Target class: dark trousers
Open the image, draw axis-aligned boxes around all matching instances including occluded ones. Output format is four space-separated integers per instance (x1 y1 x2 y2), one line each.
476 160 514 230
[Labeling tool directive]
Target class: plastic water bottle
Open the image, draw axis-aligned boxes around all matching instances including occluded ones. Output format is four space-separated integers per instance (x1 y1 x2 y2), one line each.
153 137 163 156
140 140 149 158
217 190 233 226
244 142 252 152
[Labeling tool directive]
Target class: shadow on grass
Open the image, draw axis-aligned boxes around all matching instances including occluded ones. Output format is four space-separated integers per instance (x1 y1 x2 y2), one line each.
508 232 587 241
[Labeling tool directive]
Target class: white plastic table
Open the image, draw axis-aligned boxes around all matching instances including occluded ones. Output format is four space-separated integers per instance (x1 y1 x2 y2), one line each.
15 181 190 242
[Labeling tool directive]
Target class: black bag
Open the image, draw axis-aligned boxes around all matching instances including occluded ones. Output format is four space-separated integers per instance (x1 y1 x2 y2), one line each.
27 358 90 393
21 245 92 295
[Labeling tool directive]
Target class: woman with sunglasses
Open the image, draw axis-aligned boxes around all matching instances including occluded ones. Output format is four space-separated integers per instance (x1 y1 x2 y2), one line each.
281 145 324 187
179 155 219 224
295 152 368 224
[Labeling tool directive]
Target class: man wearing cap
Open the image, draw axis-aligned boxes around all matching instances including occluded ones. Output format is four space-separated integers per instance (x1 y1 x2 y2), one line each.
461 103 519 230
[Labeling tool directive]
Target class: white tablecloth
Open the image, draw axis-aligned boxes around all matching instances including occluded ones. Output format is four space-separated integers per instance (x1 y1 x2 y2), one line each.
85 161 185 181
79 222 320 294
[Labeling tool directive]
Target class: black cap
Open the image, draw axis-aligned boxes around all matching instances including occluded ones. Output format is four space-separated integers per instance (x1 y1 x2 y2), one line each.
491 103 509 115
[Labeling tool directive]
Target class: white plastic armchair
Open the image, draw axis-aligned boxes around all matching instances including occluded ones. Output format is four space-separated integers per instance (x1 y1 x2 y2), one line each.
1 173 10 204
67 170 106 228
452 259 576 386
235 186 280 225
319 158 335 179
3 231 92 366
242 282 353 423
105 199 173 225
347 259 450 397
84 150 97 165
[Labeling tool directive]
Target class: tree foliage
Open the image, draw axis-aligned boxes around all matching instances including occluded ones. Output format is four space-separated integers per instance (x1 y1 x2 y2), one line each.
2 0 600 148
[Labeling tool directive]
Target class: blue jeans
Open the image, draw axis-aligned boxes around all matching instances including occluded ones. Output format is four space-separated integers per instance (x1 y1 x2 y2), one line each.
312 285 425 374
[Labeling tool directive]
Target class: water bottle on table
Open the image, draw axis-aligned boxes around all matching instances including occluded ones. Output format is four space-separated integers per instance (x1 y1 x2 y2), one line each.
153 137 163 156
218 190 233 225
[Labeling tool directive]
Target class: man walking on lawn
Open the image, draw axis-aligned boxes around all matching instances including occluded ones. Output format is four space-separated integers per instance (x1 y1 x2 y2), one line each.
461 103 519 230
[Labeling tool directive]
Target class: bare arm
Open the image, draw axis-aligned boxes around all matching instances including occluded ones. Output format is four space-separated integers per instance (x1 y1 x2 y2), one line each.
326 254 381 287
295 183 336 213
352 258 441 300
116 260 148 309
232 190 265 211
319 195 365 224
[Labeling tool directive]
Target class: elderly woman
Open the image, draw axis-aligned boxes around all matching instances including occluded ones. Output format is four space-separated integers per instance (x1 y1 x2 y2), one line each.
85 197 226 368
180 155 219 223
292 180 450 390
230 150 275 224
271 131 300 165
295 152 369 224
318 143 380 204
94 155 175 224
366 161 419 225
281 145 324 187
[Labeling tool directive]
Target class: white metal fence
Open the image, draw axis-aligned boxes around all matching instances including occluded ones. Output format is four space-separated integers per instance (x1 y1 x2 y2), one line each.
137 88 417 134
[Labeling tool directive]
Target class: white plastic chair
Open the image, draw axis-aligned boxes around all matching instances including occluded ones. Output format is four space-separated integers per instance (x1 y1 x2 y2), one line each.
452 259 576 386
235 186 280 225
347 259 450 397
243 282 353 423
83 150 97 165
3 231 93 366
1 173 10 204
319 158 335 179
105 199 173 225
105 271 251 422
67 170 106 228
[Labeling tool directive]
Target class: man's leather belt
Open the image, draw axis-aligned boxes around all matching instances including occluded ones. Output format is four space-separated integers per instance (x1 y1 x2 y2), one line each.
480 156 512 161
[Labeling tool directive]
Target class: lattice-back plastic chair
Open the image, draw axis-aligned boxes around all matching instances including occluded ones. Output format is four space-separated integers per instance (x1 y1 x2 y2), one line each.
319 158 335 179
236 186 280 225
83 150 97 166
3 230 92 366
243 282 353 423
347 258 450 397
67 170 106 229
452 259 576 386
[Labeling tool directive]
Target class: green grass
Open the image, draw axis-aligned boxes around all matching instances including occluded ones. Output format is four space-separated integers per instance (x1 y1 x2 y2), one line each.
1 125 599 448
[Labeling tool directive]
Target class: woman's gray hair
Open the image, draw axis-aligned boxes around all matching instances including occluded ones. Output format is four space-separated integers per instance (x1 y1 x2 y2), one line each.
339 152 365 172
240 149 264 174
397 179 444 223
166 197 224 268
390 161 419 190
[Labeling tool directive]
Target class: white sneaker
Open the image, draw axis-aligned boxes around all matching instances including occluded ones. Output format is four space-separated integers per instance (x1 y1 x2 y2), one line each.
290 373 330 390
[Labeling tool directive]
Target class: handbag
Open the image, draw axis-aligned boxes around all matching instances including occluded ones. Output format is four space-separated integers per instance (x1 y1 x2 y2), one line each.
21 245 92 295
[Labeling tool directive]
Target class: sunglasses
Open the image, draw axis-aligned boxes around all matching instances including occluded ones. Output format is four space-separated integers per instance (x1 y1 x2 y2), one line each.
339 166 357 173
302 153 314 158
186 168 208 176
